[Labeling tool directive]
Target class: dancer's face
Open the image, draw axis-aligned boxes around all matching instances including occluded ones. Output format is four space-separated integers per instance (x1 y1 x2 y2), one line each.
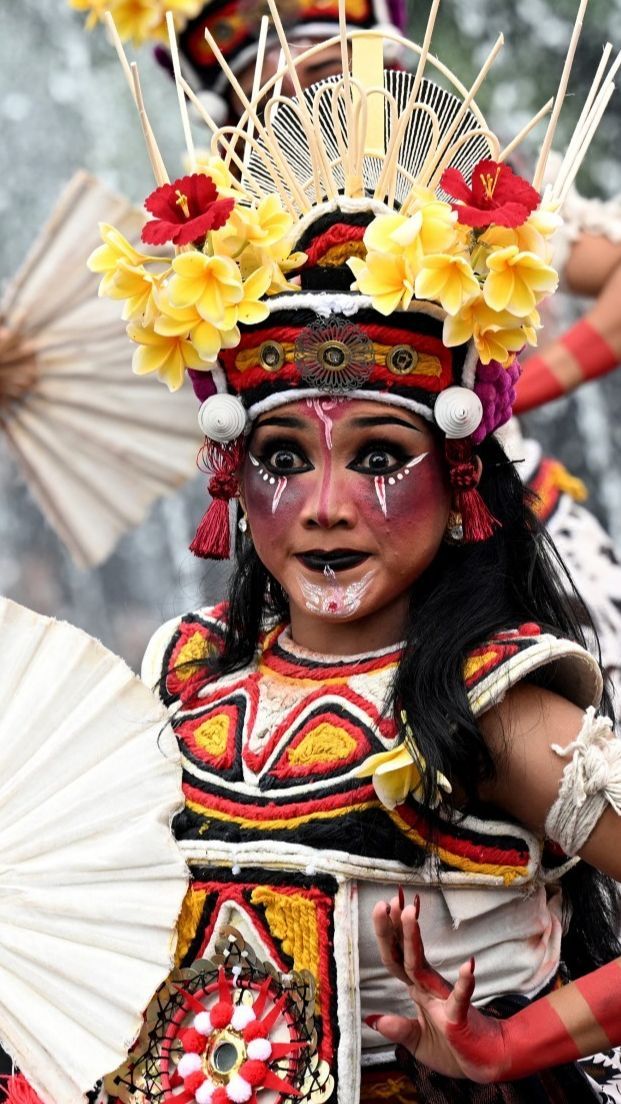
242 399 451 632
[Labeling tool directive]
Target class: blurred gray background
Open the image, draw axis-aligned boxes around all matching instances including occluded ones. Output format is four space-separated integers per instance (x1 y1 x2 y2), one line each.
1 0 620 670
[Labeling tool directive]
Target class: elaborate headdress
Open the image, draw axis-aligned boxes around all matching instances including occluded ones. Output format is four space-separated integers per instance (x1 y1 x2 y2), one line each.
89 0 618 557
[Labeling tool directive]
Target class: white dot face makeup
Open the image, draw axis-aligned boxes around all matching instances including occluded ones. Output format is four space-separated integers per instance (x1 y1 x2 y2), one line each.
373 453 429 518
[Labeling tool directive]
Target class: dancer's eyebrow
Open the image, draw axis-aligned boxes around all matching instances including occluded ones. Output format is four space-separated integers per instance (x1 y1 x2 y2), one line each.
255 415 308 429
349 415 423 432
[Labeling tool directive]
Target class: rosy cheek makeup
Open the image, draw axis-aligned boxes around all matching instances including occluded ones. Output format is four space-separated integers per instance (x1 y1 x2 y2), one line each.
247 453 288 515
372 452 430 519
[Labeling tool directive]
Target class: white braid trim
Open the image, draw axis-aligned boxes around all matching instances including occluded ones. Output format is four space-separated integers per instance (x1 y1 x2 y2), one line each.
545 706 620 856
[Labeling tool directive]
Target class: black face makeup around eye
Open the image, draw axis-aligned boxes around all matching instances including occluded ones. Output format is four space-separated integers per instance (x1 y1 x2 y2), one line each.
253 438 314 475
347 439 413 476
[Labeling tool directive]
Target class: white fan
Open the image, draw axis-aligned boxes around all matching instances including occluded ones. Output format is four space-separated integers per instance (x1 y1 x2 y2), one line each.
0 597 189 1104
0 171 203 569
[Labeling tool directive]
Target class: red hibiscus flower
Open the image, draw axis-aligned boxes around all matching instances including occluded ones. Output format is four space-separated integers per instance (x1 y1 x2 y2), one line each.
440 159 541 229
141 174 235 246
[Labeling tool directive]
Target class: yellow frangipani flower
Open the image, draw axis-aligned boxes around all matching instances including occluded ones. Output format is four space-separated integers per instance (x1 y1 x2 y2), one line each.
355 741 451 810
481 216 557 264
213 196 295 262
483 246 558 317
236 268 272 325
152 288 235 363
168 252 243 325
241 195 294 249
414 253 480 316
348 253 415 315
68 0 109 30
127 321 205 392
395 199 459 257
87 223 162 296
238 242 306 294
110 260 162 323
110 0 162 45
191 152 244 199
443 297 528 366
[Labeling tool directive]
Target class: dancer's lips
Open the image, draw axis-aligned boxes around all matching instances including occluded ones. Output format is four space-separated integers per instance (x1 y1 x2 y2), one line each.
296 550 370 573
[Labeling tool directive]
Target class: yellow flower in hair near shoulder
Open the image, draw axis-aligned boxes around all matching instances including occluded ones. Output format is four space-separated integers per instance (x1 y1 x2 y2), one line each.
127 321 205 392
168 253 243 326
483 246 558 318
356 713 452 810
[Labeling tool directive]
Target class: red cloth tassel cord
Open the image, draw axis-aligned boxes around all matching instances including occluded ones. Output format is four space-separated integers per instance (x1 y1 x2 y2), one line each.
445 440 499 543
0 1075 44 1104
190 437 245 560
514 319 618 413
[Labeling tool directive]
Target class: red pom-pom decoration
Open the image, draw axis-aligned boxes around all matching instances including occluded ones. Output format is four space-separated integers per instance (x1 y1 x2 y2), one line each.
210 1001 234 1030
239 1060 268 1086
180 1027 207 1054
211 1088 229 1104
184 1071 206 1095
243 1021 269 1042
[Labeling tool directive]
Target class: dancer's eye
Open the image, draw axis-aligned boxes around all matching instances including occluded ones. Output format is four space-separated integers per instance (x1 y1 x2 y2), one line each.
349 441 411 476
259 441 312 475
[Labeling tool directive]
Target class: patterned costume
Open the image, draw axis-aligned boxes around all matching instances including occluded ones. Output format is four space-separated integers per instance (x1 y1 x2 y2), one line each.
90 606 602 1103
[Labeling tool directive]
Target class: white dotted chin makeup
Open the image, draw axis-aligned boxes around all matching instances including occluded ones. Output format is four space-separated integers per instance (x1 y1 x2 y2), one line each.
299 567 374 618
373 452 429 517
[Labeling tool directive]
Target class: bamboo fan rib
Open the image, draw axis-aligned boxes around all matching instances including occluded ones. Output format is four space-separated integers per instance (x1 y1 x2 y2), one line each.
0 172 202 569
0 598 189 1104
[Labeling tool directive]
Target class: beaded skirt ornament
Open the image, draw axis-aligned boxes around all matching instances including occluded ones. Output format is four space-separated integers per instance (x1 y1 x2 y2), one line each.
87 0 618 559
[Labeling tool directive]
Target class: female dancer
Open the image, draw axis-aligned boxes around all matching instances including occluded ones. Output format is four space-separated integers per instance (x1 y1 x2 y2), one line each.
89 3 621 1100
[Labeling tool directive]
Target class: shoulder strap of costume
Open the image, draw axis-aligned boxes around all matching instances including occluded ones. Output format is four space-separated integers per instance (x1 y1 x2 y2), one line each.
465 623 603 717
141 602 229 703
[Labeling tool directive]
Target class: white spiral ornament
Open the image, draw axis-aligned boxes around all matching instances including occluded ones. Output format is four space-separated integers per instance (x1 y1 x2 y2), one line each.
433 387 483 439
198 393 247 442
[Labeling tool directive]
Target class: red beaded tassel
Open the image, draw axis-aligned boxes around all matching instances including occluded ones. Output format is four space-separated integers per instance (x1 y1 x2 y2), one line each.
0 1075 44 1104
190 437 245 560
445 439 499 543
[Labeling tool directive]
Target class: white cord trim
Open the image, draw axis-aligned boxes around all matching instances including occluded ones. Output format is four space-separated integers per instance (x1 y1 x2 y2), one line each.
545 706 620 856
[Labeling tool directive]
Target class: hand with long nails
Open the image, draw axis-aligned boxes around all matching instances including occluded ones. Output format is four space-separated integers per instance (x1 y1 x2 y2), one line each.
368 893 508 1083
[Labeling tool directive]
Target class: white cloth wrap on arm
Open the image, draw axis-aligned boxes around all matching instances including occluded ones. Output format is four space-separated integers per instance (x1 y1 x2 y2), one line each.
545 706 621 856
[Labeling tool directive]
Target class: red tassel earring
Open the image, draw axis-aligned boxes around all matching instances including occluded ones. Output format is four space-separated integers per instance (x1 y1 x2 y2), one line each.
445 439 499 543
190 437 245 560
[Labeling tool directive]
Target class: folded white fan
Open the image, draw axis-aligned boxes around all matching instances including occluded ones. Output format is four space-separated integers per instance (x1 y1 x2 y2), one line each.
0 171 202 569
0 598 189 1104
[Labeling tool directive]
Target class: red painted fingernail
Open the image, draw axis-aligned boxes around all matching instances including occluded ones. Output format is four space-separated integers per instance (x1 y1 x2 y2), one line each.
414 893 420 919
469 955 475 974
364 1015 383 1031
398 885 405 910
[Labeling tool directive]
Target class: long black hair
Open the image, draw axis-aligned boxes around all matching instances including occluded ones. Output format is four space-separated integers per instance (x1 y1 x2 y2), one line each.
199 430 620 976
